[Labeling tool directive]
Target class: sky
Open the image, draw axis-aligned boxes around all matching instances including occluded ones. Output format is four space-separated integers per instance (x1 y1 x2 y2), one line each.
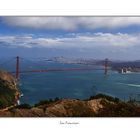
1 16 140 60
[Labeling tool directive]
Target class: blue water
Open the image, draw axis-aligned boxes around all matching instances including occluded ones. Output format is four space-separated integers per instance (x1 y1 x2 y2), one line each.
1 59 140 105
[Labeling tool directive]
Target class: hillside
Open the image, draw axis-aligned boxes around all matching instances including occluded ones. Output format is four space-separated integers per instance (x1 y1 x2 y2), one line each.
0 70 20 108
0 94 140 117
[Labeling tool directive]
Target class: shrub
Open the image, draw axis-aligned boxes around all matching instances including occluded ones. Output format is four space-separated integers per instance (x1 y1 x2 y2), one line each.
34 97 60 107
15 104 31 109
89 93 120 103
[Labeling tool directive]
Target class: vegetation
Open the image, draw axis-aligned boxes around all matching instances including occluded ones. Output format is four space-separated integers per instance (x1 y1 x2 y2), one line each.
15 104 32 109
96 99 140 117
88 93 120 103
0 80 16 109
34 97 60 107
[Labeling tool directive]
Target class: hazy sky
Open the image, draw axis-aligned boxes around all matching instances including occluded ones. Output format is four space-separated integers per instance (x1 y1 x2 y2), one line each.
1 16 140 60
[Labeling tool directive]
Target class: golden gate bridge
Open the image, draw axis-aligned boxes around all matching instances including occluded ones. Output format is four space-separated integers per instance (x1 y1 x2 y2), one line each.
0 56 110 81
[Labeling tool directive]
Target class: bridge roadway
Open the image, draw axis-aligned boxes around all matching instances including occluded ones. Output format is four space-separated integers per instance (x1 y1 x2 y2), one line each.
11 67 110 73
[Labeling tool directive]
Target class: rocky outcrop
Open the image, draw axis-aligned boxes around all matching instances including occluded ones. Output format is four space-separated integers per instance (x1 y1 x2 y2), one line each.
0 107 45 117
0 70 20 108
45 99 95 117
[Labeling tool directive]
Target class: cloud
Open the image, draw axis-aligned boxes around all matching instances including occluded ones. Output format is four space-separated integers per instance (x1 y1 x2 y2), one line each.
0 32 140 50
1 32 140 59
2 17 78 31
2 17 140 31
0 35 62 48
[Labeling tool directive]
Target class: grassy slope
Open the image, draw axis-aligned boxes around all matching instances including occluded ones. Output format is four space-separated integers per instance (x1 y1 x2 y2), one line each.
0 70 17 108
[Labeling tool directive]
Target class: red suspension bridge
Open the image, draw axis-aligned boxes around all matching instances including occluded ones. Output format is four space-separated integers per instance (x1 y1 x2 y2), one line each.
12 56 110 81
0 56 110 80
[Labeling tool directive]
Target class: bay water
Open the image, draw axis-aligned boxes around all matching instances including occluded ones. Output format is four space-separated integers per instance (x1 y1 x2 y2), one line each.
19 62 140 105
1 59 140 105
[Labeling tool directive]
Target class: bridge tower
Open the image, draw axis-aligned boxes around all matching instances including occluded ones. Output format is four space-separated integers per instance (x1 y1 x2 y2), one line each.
104 58 108 75
16 56 20 80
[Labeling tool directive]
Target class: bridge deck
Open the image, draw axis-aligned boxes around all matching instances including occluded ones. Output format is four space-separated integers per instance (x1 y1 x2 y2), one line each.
11 67 110 73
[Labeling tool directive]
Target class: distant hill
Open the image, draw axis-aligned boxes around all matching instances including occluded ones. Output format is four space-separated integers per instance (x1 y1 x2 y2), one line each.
110 60 140 72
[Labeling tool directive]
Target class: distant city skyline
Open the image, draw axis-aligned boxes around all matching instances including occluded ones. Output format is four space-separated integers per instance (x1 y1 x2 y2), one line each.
1 17 140 60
